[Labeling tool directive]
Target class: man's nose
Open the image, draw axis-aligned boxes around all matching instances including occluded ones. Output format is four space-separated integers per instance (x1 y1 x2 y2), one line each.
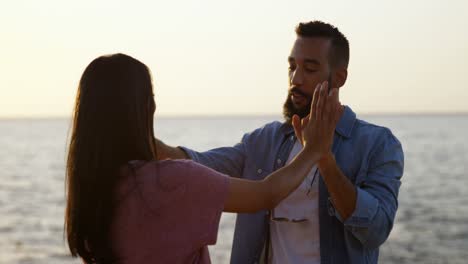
290 68 303 86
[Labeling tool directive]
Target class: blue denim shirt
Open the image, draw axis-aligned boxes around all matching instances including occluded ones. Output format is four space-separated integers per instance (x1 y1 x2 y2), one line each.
181 106 404 264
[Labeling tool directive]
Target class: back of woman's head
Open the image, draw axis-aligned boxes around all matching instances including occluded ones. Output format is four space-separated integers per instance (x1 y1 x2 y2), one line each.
65 53 157 263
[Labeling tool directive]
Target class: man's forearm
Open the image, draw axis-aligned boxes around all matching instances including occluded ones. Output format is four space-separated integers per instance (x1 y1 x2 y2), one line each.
318 153 356 221
155 138 189 160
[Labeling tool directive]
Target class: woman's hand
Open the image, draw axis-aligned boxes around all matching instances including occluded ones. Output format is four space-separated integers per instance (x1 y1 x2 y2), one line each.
292 81 342 159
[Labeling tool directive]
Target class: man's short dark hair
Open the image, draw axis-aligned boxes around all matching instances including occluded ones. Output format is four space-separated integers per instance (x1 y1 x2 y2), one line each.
295 21 349 69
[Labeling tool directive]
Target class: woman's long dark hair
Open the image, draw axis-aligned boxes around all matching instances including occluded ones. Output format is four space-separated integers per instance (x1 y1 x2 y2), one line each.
65 53 157 263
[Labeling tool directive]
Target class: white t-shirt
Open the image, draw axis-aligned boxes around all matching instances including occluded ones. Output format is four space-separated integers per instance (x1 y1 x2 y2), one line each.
270 141 321 264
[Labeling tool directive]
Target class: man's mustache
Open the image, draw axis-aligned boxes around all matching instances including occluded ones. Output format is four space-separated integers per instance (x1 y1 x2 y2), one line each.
289 87 311 99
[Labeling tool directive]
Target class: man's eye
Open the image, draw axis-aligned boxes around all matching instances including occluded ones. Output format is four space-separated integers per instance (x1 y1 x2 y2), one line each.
288 65 296 71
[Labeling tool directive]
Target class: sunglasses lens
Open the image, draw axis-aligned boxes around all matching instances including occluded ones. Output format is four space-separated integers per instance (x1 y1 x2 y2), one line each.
292 219 307 223
271 217 308 223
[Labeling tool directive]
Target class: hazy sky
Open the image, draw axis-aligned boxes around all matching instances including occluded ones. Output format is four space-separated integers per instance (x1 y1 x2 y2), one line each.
1 0 467 117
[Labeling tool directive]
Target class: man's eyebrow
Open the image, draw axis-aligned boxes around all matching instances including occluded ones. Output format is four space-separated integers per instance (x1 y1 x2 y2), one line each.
288 57 321 66
304 59 320 65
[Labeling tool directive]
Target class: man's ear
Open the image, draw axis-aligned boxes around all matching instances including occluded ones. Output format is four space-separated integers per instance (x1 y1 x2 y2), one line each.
333 68 348 88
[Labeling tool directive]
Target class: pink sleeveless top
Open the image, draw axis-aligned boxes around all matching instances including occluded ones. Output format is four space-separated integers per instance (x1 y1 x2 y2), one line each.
109 159 229 264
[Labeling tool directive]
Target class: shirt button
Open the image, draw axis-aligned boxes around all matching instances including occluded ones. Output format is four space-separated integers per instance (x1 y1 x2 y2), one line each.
277 159 282 164
257 169 262 174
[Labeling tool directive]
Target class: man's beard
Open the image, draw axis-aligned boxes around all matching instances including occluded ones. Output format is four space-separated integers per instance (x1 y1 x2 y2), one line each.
282 89 312 124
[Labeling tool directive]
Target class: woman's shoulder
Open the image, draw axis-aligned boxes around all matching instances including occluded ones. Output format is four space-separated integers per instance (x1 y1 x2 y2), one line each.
158 159 229 182
125 159 211 185
124 159 195 174
154 159 201 171
121 159 227 210
121 159 228 191
139 159 222 175
116 160 194 209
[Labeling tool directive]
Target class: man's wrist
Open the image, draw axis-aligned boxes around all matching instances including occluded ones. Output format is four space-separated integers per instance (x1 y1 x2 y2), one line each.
318 152 335 172
302 145 321 162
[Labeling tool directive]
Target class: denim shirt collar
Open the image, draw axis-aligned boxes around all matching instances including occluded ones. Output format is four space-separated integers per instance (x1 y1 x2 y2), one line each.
335 105 356 139
279 105 356 139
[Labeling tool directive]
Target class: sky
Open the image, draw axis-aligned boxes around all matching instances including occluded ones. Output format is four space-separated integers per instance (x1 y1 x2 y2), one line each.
0 0 467 118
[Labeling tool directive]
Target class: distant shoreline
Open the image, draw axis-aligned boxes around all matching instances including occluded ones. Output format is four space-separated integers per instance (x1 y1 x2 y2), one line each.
1 112 468 121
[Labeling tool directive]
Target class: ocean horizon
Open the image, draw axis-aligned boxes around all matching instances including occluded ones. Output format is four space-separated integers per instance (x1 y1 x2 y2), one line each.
2 110 468 121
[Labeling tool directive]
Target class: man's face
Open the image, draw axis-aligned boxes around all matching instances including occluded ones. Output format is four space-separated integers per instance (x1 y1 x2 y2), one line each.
283 36 332 122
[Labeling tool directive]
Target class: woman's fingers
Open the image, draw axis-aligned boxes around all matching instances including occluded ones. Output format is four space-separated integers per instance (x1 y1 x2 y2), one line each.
330 88 341 124
292 114 303 145
323 82 333 121
329 88 338 117
301 115 310 129
315 82 328 120
309 83 321 121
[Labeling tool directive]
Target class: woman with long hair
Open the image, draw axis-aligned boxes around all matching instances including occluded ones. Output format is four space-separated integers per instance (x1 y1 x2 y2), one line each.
65 53 339 263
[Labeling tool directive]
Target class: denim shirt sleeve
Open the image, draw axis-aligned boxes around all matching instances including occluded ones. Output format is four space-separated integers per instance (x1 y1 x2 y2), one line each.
333 130 404 249
179 134 247 178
